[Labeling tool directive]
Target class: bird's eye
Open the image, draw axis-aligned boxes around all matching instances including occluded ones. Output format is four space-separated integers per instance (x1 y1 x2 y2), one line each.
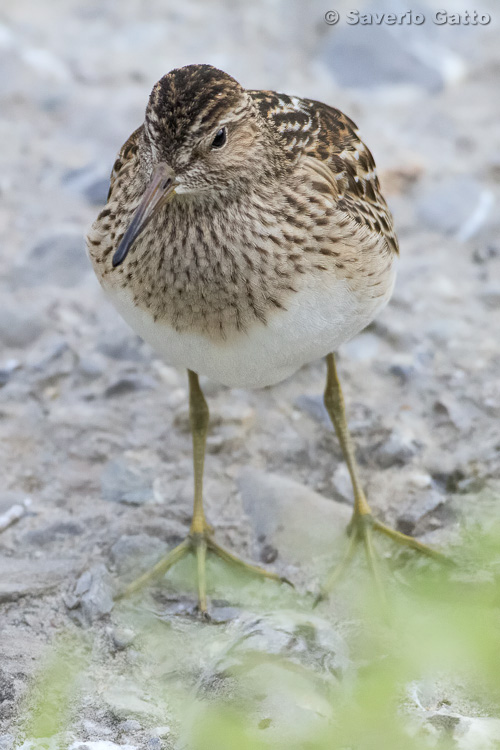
211 127 227 149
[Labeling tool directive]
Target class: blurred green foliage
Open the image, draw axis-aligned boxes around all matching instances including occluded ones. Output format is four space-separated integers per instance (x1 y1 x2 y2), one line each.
17 521 500 749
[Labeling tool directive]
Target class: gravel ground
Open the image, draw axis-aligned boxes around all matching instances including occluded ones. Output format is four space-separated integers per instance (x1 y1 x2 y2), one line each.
1 0 499 747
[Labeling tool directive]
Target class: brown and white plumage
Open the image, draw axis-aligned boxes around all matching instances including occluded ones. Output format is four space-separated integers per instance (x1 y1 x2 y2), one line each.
87 64 398 387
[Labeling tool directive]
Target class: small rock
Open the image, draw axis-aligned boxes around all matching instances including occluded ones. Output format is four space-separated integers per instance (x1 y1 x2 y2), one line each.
193 610 350 745
12 234 91 289
417 178 493 238
331 463 354 503
319 20 444 92
397 488 444 535
151 727 170 739
110 534 165 577
480 284 500 310
23 521 83 547
68 564 114 625
0 556 75 603
97 331 145 362
238 470 351 566
70 743 137 750
101 457 156 505
146 739 161 750
0 304 44 348
374 430 419 469
104 377 155 398
85 177 111 206
294 394 330 427
63 164 110 206
112 627 136 651
472 244 499 264
0 735 14 750
118 719 141 732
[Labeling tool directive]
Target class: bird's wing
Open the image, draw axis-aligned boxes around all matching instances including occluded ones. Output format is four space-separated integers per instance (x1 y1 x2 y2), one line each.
249 90 399 256
107 125 144 201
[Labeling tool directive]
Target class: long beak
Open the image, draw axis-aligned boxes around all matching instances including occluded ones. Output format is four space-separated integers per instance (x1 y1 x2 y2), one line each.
112 163 178 267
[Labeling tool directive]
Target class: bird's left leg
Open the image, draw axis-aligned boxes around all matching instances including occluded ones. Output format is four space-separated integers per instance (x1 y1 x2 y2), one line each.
316 353 447 604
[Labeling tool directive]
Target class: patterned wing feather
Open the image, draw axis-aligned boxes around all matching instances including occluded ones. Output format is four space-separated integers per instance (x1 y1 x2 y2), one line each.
250 90 399 255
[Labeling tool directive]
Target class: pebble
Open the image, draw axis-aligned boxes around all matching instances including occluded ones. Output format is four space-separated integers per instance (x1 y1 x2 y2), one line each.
109 534 165 577
70 743 137 750
12 233 91 289
111 627 136 651
480 284 500 310
416 178 492 238
331 463 354 503
238 469 351 566
192 610 350 744
103 376 156 398
0 555 75 603
0 305 44 348
397 488 444 535
97 331 145 362
373 430 419 469
118 719 141 733
63 164 109 206
294 394 330 427
319 20 444 91
101 457 156 505
68 564 114 625
151 727 170 739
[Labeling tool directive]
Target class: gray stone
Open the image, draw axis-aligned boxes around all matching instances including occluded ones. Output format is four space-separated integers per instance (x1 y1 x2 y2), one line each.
0 556 75 602
294 394 330 427
374 430 419 469
193 610 350 744
146 739 161 750
101 457 156 505
63 164 110 206
110 534 165 576
103 377 156 398
69 564 115 625
12 233 91 289
319 23 443 92
480 284 500 310
331 463 354 503
238 469 351 566
118 719 141 732
416 178 493 238
0 304 44 348
112 627 136 650
23 520 83 547
397 488 444 535
97 331 145 362
0 735 14 750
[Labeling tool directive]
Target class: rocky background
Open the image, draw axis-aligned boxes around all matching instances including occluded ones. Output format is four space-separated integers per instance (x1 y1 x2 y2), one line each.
1 0 499 748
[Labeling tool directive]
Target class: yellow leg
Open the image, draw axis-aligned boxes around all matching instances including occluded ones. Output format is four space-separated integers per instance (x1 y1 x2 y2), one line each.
117 370 289 615
315 353 449 606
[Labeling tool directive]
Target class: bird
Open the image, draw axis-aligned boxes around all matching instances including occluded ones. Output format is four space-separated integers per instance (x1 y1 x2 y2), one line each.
87 64 444 614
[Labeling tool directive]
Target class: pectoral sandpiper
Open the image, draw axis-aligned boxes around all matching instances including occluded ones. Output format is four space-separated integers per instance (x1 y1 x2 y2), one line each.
87 64 444 614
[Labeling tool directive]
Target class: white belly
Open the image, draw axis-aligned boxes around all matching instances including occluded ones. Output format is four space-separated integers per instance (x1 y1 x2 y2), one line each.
103 271 395 389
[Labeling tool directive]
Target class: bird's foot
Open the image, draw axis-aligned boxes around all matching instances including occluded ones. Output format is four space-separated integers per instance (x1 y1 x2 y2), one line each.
314 510 451 608
116 524 291 616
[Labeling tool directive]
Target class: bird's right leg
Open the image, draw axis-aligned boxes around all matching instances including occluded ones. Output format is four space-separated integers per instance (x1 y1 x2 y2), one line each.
118 370 288 615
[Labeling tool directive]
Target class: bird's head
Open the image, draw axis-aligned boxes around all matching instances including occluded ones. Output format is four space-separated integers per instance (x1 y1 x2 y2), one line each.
113 64 285 267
